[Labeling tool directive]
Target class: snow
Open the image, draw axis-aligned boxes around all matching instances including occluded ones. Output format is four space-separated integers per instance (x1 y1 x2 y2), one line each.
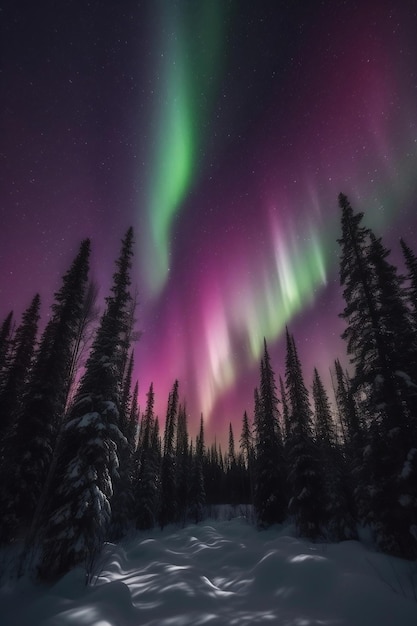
1 514 417 626
399 495 412 507
395 371 417 388
401 449 417 480
65 412 102 431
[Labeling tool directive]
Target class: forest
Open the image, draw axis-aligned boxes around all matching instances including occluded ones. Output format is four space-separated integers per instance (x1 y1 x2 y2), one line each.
0 193 416 583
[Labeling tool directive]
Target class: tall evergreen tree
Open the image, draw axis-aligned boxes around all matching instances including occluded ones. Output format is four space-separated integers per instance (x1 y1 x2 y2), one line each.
64 279 99 410
159 380 179 529
109 350 138 541
279 375 290 442
135 383 160 530
368 233 416 413
0 311 13 384
0 240 91 544
285 330 324 539
119 351 134 437
190 415 206 524
38 229 134 580
127 380 139 450
253 339 287 526
0 294 40 446
312 368 335 446
367 233 417 556
400 238 417 326
228 422 236 469
312 367 356 541
204 439 225 505
333 359 361 451
175 403 189 524
226 422 239 504
240 411 253 465
240 411 254 505
338 194 417 557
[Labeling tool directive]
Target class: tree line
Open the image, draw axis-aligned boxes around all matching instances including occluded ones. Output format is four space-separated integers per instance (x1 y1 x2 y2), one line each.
0 193 416 583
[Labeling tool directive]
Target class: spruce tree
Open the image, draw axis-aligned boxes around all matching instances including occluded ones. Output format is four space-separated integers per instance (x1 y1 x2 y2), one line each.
367 233 417 556
0 294 40 446
38 229 134 580
312 367 356 541
312 369 335 446
119 351 134 438
338 194 417 557
190 415 206 523
226 422 239 504
176 403 190 524
240 411 253 468
367 233 416 416
228 422 236 469
0 311 13 385
204 439 225 506
400 238 417 326
65 279 99 409
333 359 361 452
159 380 179 529
240 411 254 505
109 351 137 541
127 380 139 450
285 330 324 539
135 383 160 530
279 375 290 442
0 240 91 544
253 339 287 526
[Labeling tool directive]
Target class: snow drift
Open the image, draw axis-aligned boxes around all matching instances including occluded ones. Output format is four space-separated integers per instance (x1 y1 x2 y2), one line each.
1 515 417 625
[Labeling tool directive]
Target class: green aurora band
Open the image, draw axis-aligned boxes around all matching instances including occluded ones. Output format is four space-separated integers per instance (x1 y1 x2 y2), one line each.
144 0 227 296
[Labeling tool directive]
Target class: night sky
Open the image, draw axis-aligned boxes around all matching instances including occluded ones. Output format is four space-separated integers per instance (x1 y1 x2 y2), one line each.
1 0 417 445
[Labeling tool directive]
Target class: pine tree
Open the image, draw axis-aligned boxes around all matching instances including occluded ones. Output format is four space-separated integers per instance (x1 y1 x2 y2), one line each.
226 422 239 504
333 359 361 451
159 380 179 529
240 411 252 468
367 233 417 556
127 380 139 450
119 351 134 437
338 194 382 394
190 415 206 523
38 229 134 580
134 383 156 530
204 439 225 505
313 367 356 541
175 403 189 524
279 375 290 442
135 383 160 530
0 311 13 385
400 238 417 326
312 368 335 446
253 339 287 526
0 295 40 446
368 233 416 415
338 196 415 419
65 279 100 409
228 422 236 469
240 411 254 505
338 194 417 557
0 240 91 544
109 351 137 541
285 330 324 539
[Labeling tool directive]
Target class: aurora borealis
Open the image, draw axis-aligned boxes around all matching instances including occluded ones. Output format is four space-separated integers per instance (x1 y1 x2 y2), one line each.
1 0 417 444
143 0 227 296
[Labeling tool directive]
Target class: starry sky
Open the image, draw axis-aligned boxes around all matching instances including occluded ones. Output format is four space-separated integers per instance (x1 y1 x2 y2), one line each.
1 0 417 445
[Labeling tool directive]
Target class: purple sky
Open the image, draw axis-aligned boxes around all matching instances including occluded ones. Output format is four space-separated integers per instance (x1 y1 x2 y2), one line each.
1 0 417 445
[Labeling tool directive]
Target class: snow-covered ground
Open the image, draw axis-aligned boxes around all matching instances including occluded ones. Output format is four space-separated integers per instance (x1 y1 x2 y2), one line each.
1 511 417 625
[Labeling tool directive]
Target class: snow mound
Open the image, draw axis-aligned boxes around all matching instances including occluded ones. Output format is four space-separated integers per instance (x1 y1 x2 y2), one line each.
1 518 417 625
